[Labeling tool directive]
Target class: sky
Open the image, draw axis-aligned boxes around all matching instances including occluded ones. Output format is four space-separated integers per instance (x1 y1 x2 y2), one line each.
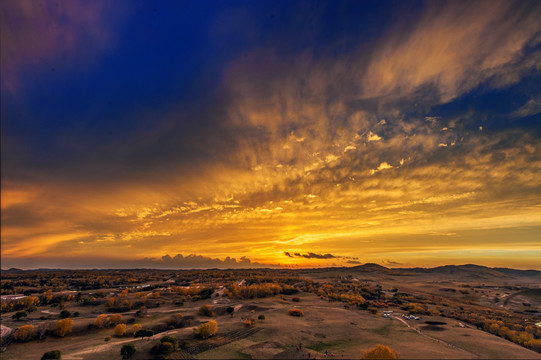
1 0 540 270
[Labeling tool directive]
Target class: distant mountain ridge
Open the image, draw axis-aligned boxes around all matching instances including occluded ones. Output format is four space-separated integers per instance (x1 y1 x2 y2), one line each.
348 263 541 278
2 264 540 277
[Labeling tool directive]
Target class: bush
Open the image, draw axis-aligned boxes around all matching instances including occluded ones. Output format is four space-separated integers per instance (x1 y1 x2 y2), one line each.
361 344 398 359
288 309 304 317
244 319 255 327
226 306 235 316
197 320 218 339
114 323 127 336
109 314 122 325
60 310 71 319
167 313 186 328
12 311 27 320
292 297 300 302
104 336 111 342
199 305 215 317
14 325 35 342
160 335 179 349
41 350 61 360
258 314 265 320
54 319 73 337
151 341 174 355
121 343 136 359
134 328 154 339
94 314 108 328
131 323 142 335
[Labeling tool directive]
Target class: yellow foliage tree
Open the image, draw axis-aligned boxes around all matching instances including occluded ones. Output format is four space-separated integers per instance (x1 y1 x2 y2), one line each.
197 320 218 339
362 344 398 359
14 325 35 342
55 318 73 337
109 314 123 326
114 323 127 337
131 323 142 335
94 314 109 328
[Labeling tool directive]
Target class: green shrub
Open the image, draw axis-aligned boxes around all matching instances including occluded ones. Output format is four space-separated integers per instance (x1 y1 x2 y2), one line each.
120 343 136 359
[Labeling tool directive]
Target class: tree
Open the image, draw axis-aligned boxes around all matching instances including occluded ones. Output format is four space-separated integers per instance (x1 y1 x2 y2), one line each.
94 314 108 328
14 325 35 342
41 350 61 360
199 304 215 317
131 323 142 335
226 306 235 317
361 345 398 359
60 310 71 319
120 343 136 359
12 311 27 320
54 319 73 337
134 328 154 339
167 313 186 328
109 314 122 325
151 342 174 356
161 335 179 349
197 320 217 339
114 323 127 337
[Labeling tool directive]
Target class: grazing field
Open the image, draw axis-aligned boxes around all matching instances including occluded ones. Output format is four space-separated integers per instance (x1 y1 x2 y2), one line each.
1 265 540 359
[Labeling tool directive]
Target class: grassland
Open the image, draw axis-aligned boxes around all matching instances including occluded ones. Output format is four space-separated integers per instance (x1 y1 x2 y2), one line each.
1 265 540 359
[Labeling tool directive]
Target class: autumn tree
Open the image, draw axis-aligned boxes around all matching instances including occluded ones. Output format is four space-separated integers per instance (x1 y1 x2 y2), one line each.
197 320 218 339
131 323 142 335
114 323 127 337
94 314 108 328
14 325 35 342
361 344 398 359
109 314 122 326
54 318 73 337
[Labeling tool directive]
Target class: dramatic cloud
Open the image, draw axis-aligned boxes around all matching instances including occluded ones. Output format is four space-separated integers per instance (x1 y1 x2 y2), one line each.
0 0 123 93
1 1 540 269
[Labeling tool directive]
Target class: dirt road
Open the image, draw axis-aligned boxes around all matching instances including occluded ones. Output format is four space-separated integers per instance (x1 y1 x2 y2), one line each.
1 324 13 338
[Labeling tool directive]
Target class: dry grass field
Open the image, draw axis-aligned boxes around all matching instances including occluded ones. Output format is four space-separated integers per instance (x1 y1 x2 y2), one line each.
2 292 540 359
1 266 540 359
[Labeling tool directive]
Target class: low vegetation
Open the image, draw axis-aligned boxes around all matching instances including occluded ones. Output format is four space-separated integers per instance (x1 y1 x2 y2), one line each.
288 309 304 317
197 320 218 339
361 344 398 359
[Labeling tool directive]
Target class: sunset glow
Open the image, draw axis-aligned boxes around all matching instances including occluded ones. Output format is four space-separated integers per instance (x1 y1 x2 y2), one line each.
1 0 540 269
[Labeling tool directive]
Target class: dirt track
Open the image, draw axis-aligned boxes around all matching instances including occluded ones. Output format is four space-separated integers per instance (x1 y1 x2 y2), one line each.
1 324 13 338
393 316 478 357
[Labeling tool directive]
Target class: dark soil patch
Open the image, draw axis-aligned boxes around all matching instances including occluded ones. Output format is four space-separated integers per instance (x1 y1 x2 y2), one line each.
420 325 446 331
244 304 270 312
424 321 447 325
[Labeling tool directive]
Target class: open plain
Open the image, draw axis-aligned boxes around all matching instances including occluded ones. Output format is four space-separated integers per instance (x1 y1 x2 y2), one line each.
1 265 540 359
